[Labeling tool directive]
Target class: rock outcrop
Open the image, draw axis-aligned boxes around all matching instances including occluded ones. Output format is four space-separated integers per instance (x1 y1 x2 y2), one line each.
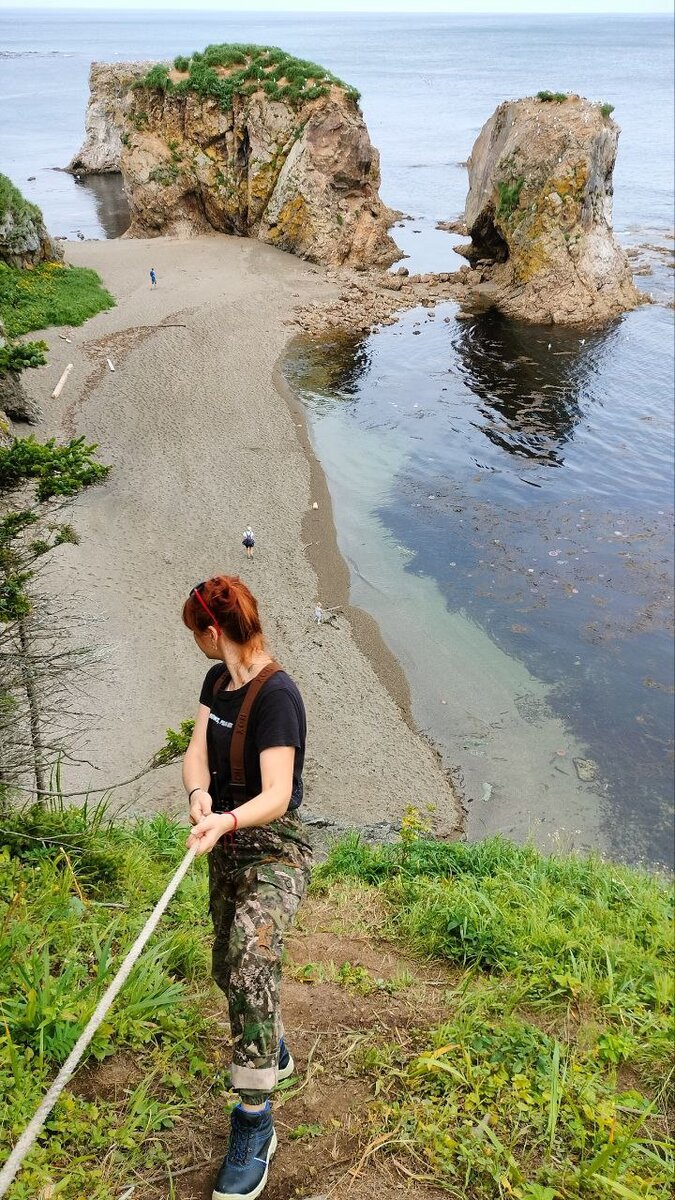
458 95 640 324
69 63 156 175
69 50 399 268
0 173 63 268
0 316 41 428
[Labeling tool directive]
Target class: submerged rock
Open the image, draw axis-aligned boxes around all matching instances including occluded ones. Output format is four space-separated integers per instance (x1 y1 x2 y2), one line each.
459 95 640 325
69 49 399 268
0 172 63 268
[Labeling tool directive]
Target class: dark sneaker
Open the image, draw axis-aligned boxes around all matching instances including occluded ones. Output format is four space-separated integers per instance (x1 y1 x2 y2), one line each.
212 1103 277 1200
277 1036 295 1082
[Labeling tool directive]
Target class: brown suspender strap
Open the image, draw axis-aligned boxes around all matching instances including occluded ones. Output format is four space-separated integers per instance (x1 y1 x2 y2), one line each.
229 662 283 798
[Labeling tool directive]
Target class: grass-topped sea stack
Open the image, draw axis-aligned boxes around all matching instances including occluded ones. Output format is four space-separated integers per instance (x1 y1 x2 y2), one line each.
69 46 399 266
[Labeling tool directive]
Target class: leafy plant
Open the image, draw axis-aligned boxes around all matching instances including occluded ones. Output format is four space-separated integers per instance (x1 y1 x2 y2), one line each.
0 436 109 502
152 718 195 766
600 102 615 118
0 340 47 373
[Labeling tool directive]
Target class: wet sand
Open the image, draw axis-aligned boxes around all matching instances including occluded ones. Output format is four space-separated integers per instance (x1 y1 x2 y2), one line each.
20 235 461 835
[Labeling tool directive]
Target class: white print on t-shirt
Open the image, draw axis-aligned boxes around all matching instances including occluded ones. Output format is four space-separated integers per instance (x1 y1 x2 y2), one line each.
209 712 234 729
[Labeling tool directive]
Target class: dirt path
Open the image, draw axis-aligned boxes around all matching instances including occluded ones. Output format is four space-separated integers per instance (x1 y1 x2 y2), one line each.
78 890 451 1200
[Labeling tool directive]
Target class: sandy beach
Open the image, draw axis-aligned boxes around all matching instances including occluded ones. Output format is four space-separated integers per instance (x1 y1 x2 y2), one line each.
20 234 461 835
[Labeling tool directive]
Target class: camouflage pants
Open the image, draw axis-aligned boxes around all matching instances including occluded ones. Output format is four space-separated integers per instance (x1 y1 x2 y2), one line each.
208 812 312 1095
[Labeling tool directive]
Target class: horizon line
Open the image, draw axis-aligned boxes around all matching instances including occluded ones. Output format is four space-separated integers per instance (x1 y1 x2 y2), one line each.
1 4 672 11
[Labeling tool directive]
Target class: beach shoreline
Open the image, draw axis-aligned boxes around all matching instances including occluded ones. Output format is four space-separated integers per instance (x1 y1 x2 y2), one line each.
18 233 462 837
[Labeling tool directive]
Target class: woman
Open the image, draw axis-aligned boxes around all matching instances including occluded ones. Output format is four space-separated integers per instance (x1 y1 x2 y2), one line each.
182 575 312 1200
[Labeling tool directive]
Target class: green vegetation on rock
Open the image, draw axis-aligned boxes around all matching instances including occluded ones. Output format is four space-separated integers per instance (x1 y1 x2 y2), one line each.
497 175 525 219
600 102 615 119
0 174 42 228
536 90 569 103
134 43 361 112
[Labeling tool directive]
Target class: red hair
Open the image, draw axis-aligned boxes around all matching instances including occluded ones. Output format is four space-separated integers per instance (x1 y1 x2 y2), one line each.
182 576 265 661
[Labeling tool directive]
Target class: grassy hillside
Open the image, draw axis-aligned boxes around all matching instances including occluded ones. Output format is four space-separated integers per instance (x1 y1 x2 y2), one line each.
0 803 671 1198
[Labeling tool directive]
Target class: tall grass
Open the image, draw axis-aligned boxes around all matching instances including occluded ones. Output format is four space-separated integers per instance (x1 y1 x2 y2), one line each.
315 832 674 1198
0 801 211 1197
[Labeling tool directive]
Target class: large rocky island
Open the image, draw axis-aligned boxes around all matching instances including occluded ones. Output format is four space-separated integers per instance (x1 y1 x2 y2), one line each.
69 46 399 267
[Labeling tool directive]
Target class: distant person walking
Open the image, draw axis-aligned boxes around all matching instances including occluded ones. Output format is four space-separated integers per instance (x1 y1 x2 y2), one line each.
242 527 255 559
149 267 157 289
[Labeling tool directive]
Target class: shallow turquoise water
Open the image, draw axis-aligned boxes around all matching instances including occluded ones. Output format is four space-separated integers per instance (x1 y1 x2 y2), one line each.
286 302 674 868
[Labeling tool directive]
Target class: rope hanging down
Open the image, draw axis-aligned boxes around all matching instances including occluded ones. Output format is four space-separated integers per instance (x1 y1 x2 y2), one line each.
0 846 197 1198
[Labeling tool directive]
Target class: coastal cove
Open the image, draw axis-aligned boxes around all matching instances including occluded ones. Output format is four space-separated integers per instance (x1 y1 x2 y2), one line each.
17 235 462 839
2 9 673 867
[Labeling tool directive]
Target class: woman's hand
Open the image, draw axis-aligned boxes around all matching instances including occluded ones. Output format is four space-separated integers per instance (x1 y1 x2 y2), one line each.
188 787 212 826
187 812 232 855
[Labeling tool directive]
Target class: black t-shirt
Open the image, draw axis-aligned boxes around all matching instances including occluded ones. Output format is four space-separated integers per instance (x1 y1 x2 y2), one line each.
199 665 306 812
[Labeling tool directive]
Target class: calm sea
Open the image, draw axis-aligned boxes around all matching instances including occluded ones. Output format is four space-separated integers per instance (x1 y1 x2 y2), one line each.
1 11 673 864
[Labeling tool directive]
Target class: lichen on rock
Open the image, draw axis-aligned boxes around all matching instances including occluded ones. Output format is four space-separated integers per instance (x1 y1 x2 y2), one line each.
69 46 399 268
459 95 641 325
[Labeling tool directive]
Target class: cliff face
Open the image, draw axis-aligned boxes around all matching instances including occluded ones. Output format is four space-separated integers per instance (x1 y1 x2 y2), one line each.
0 173 63 269
459 96 640 325
70 52 399 268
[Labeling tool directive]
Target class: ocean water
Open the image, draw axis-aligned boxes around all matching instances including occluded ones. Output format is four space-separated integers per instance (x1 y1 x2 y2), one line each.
1 11 673 863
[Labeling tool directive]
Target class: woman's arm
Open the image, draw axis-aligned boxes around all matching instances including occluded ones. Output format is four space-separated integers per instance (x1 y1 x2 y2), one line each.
187 745 294 855
182 704 213 824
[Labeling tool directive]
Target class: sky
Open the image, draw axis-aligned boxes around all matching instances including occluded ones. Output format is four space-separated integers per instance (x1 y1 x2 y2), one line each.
2 0 672 11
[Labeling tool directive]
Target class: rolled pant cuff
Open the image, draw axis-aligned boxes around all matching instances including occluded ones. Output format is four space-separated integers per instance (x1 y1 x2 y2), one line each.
231 1064 277 1092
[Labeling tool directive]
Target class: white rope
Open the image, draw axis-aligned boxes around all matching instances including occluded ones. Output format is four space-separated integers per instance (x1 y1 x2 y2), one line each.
0 845 197 1198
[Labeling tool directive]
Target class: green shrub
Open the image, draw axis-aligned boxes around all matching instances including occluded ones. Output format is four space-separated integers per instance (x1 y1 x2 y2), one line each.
536 90 568 103
134 63 173 93
496 176 525 219
600 101 615 118
0 339 47 373
0 435 110 502
173 55 190 72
